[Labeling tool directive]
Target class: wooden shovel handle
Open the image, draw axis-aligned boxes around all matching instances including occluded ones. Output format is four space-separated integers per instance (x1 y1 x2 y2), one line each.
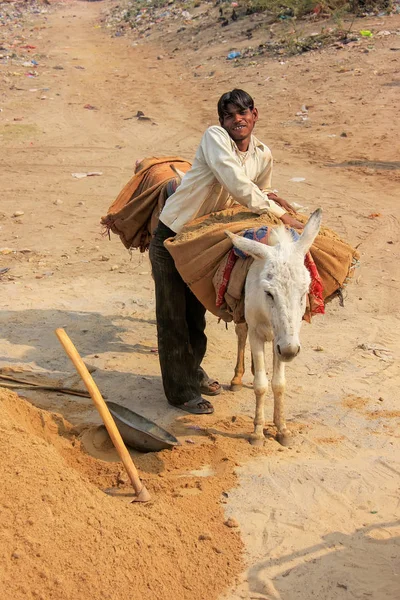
55 328 150 502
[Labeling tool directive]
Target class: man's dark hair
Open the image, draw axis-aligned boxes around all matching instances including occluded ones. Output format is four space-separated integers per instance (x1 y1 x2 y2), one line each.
217 89 254 120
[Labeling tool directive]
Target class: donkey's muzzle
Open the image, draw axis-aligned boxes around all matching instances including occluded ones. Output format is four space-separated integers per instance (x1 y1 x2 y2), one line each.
277 343 300 361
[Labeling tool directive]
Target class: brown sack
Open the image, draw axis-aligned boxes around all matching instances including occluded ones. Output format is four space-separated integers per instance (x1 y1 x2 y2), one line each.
165 206 360 320
101 157 191 251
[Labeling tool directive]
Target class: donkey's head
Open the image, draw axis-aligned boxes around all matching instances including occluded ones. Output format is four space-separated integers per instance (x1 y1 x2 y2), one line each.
226 209 322 362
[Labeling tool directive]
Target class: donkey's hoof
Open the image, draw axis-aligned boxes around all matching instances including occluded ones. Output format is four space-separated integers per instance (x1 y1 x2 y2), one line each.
249 435 265 447
230 383 243 392
276 432 292 447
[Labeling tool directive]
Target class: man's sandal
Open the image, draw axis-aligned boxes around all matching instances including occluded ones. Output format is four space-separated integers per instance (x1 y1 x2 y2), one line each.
199 378 222 397
170 398 214 415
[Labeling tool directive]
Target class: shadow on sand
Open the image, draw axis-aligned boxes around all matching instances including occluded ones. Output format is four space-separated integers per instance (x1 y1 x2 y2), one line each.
246 520 400 599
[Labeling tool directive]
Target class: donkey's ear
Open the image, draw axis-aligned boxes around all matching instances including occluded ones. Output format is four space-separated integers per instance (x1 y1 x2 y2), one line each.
295 209 322 256
225 231 273 260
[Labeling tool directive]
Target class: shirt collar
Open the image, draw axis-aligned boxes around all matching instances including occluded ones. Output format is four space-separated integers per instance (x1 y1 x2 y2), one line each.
231 134 263 155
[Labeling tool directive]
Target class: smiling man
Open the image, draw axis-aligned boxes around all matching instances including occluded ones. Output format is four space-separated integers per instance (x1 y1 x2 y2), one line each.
150 89 303 415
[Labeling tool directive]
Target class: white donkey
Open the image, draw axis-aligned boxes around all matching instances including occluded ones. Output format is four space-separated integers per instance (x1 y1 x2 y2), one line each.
225 209 322 447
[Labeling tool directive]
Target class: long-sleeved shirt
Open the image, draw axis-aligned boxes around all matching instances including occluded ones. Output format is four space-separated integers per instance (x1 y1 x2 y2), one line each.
159 125 285 233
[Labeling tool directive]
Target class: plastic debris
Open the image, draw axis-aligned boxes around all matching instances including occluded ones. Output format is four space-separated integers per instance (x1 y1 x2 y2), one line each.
227 51 241 60
290 177 306 182
360 30 373 37
71 172 103 179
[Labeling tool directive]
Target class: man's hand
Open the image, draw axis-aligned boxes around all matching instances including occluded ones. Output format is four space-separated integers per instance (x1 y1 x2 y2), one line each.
280 213 304 229
267 192 295 213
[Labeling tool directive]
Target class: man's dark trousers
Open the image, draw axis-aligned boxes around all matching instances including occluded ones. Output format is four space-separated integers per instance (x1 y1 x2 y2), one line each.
149 221 207 406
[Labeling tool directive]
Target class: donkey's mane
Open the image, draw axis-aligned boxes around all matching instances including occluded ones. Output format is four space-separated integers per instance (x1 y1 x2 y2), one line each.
268 225 294 249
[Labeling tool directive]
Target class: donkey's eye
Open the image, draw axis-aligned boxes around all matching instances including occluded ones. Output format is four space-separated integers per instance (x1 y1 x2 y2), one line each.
265 291 274 300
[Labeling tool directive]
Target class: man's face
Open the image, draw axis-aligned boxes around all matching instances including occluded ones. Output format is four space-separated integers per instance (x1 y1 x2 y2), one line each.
219 103 258 145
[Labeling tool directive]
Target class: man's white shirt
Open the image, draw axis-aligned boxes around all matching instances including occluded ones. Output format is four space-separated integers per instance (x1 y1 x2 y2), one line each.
160 125 285 233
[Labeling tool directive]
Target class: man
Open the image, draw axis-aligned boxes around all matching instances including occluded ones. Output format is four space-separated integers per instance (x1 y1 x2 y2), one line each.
149 89 303 414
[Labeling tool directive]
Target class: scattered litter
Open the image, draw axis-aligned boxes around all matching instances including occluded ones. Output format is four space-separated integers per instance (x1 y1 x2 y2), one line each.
83 104 98 110
360 30 373 37
290 177 306 182
71 172 103 178
110 265 119 271
0 267 10 276
367 213 382 219
12 211 24 218
357 343 393 362
53 199 63 206
291 202 308 213
125 110 154 123
185 439 195 444
227 51 241 60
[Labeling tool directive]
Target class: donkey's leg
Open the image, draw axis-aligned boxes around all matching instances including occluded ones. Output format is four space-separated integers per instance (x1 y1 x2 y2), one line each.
248 329 268 446
272 351 291 446
230 322 248 391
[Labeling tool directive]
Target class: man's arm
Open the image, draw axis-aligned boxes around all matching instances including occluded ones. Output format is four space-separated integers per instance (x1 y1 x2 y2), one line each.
255 149 303 228
201 127 286 218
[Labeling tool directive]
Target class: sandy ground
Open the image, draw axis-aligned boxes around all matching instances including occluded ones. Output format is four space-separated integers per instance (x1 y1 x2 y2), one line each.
0 1 399 598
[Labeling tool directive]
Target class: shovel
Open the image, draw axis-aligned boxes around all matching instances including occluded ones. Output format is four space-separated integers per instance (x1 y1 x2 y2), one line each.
55 328 150 503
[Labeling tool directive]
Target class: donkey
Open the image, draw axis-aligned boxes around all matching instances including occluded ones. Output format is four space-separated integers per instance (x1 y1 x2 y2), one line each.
225 209 322 447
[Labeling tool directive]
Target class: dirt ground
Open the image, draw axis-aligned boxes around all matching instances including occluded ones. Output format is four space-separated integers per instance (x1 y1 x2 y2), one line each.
0 1 399 598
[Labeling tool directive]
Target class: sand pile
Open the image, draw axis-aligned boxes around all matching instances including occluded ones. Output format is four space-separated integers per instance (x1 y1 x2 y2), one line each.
0 388 247 600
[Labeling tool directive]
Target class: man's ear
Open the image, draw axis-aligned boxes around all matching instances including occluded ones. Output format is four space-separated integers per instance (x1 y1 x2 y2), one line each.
252 107 259 123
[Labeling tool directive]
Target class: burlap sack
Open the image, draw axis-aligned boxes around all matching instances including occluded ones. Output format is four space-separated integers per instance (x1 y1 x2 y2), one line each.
165 206 360 321
101 156 191 251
